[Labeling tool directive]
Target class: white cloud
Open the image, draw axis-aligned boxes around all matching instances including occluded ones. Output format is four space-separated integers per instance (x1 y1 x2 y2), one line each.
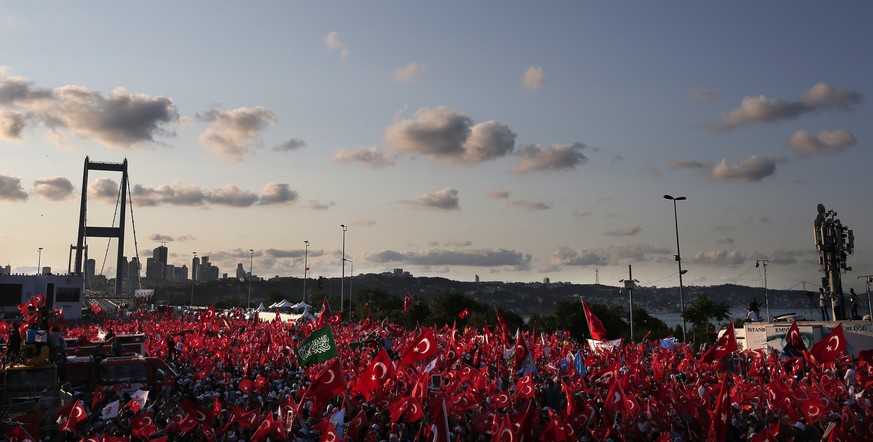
197 106 277 162
384 107 515 166
88 178 121 203
0 173 27 201
204 184 259 207
689 88 718 102
393 62 425 83
33 177 74 201
331 146 395 168
604 226 641 236
509 198 552 211
788 129 856 155
402 187 460 210
512 143 588 174
709 156 781 183
522 67 545 90
716 234 734 244
686 249 746 265
550 243 671 267
365 247 531 269
272 138 306 152
324 31 349 60
0 111 25 140
487 189 510 199
712 83 862 130
259 182 298 205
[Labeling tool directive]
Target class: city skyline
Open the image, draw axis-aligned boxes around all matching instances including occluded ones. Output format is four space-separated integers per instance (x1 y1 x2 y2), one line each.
1 3 872 291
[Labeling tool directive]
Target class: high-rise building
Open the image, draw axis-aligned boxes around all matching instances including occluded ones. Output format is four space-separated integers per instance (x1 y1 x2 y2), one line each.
192 256 200 281
128 257 141 281
85 259 96 281
0 264 10 275
236 263 246 280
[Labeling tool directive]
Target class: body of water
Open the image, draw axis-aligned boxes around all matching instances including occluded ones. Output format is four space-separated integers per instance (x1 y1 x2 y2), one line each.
653 307 820 330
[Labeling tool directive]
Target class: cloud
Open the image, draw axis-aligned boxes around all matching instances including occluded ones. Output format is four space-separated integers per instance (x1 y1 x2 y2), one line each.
716 234 734 244
149 233 174 242
550 243 671 267
264 248 324 259
331 146 395 168
512 143 588 174
522 67 545 90
384 106 516 166
685 249 746 265
788 129 856 155
0 173 27 201
0 111 25 140
33 177 74 201
402 187 460 210
259 182 298 205
324 31 349 60
306 199 336 210
394 62 426 83
605 226 641 236
132 181 207 207
689 88 718 102
670 159 711 170
197 106 277 162
712 83 862 130
572 209 594 217
487 189 510 199
365 247 531 269
89 178 121 203
0 68 178 148
709 156 782 183
509 198 552 211
272 138 306 152
640 163 663 177
206 185 260 207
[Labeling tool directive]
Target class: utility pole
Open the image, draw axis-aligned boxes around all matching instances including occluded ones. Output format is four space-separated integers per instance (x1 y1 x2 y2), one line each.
620 265 639 341
814 204 854 321
756 259 769 321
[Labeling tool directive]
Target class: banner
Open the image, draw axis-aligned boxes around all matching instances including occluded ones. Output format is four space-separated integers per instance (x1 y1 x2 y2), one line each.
296 326 339 367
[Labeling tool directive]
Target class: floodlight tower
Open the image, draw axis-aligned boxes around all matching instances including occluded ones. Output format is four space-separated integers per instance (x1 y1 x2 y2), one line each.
814 204 854 320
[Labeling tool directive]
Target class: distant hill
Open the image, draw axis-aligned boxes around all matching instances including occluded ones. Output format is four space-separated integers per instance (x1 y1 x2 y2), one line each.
136 273 816 318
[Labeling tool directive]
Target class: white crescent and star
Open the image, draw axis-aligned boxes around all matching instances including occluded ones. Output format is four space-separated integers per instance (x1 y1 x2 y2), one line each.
826 335 840 351
374 362 388 379
500 428 513 442
807 405 820 417
415 338 431 354
194 410 207 422
324 369 336 384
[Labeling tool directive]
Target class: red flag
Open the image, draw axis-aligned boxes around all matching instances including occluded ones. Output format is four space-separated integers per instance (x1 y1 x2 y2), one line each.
347 409 368 440
309 358 346 402
427 399 450 442
6 426 35 442
785 320 806 352
458 308 470 319
515 374 535 400
354 348 395 400
91 385 106 410
403 294 414 311
581 300 608 340
316 298 331 327
494 307 510 342
700 323 738 364
811 323 847 364
251 412 276 442
313 417 342 442
59 400 87 432
706 375 731 441
513 333 531 373
399 328 440 367
180 398 213 427
131 412 157 438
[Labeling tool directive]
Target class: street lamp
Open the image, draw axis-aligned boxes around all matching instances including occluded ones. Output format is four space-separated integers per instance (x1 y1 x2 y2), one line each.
340 224 347 314
347 259 353 319
248 249 254 309
620 264 639 341
303 241 309 303
191 252 197 306
664 194 688 342
37 247 43 275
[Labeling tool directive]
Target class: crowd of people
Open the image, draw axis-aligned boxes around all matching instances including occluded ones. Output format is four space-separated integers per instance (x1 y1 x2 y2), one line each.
3 302 873 441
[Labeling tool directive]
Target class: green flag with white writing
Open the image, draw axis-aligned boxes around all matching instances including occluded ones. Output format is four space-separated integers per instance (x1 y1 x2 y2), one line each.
296 326 338 366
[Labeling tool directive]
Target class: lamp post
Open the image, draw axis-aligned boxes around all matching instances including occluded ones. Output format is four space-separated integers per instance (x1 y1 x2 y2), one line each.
860 275 873 319
191 252 197 306
248 249 254 309
37 247 43 275
756 259 770 321
303 241 309 304
340 224 347 314
620 265 639 341
347 259 353 319
664 194 687 342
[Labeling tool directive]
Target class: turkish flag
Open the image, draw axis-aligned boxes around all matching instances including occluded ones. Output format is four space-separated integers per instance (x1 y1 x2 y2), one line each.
811 323 847 364
354 348 395 400
399 328 439 367
458 308 470 319
603 377 639 425
313 418 342 442
515 374 535 400
581 300 608 340
347 409 368 440
251 412 276 442
387 397 409 424
427 399 450 442
706 375 731 441
59 400 86 432
700 323 738 364
181 397 214 427
239 378 255 394
309 358 347 402
785 320 806 352
5 425 35 442
316 298 331 327
513 334 531 372
492 413 518 442
131 411 157 438
404 294 414 311
494 308 510 342
406 397 425 423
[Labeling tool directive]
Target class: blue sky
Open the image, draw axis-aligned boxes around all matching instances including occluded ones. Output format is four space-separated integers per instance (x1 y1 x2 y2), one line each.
1 2 871 292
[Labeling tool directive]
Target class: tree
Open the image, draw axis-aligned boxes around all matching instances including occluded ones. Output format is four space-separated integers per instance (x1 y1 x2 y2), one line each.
682 293 730 345
264 291 286 306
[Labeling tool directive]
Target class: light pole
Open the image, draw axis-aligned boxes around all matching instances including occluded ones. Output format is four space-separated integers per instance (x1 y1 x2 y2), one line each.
340 224 347 314
347 259 353 319
37 247 43 275
248 249 254 309
664 194 688 342
191 252 197 306
756 259 770 321
303 241 309 304
620 265 639 341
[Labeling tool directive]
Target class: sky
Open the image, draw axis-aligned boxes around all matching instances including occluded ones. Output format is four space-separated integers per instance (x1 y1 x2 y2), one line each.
1 2 871 292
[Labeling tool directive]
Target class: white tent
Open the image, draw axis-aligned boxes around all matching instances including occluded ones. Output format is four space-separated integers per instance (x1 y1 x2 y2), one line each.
254 303 266 312
269 299 296 309
290 302 312 310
